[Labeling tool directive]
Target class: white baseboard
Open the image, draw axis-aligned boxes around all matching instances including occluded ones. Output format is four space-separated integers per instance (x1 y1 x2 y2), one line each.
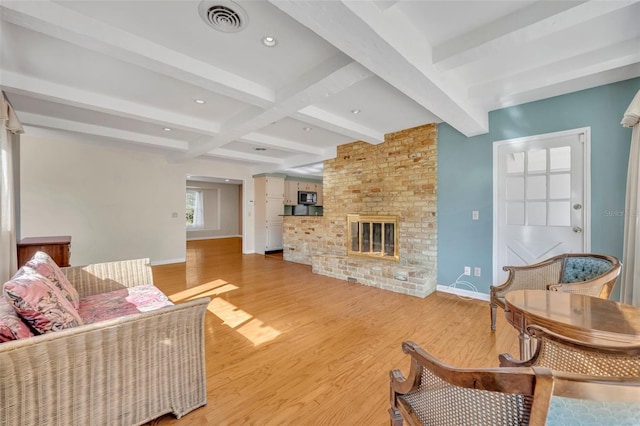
436 284 490 301
151 257 186 266
186 235 242 241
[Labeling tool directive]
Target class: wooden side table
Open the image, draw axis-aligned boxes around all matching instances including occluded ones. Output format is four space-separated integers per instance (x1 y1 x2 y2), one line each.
17 236 71 268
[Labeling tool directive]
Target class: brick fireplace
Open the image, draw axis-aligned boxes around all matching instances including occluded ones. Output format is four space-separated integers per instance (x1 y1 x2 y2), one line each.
283 123 437 297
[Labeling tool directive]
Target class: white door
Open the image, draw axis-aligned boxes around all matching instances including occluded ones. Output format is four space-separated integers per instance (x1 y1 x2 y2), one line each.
493 128 590 282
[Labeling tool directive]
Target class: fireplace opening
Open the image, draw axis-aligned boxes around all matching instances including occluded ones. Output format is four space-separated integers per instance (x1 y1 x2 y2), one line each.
347 214 399 262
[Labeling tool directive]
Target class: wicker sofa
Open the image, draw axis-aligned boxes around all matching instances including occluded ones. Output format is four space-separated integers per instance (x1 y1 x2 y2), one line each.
0 257 209 426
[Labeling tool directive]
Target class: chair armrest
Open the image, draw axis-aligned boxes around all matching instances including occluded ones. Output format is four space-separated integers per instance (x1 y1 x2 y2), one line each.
548 281 605 297
498 352 534 368
548 271 620 299
491 257 564 298
61 258 153 297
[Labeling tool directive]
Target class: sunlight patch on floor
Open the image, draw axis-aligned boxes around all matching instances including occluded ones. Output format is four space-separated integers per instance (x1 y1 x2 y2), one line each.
207 298 282 346
168 274 282 347
207 298 253 327
235 318 282 346
169 279 234 302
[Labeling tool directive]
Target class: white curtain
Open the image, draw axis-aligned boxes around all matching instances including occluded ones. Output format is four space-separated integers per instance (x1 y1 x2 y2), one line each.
193 190 204 229
0 92 24 283
621 89 640 306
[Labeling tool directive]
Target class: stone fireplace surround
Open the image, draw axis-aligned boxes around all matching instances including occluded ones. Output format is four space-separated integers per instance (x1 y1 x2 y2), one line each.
282 123 437 298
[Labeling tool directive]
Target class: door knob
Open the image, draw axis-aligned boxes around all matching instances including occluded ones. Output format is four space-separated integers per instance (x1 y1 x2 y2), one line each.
573 227 583 233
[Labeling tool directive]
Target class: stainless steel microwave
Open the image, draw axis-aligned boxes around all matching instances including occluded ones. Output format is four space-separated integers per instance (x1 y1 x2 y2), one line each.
298 191 317 205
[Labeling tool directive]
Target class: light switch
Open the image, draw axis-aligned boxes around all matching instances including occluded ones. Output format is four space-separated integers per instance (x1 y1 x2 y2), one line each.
472 211 479 220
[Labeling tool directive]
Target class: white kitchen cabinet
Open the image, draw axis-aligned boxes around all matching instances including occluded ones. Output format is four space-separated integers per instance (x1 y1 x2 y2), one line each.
254 176 284 253
266 224 283 251
265 176 284 198
284 180 299 205
297 181 315 191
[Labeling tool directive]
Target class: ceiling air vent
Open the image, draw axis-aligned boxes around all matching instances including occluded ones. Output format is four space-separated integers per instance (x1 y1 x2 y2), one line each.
199 0 248 33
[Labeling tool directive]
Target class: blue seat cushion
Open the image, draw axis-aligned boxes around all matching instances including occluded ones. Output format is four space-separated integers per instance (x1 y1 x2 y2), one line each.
547 396 640 425
561 257 612 283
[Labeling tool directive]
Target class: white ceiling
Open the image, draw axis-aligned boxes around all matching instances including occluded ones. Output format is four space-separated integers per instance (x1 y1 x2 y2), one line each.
1 0 639 178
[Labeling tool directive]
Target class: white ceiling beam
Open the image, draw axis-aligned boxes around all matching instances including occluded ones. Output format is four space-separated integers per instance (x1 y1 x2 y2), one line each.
458 24 639 89
293 106 384 144
433 0 639 71
0 0 274 108
240 133 325 156
271 0 488 137
174 56 372 160
251 153 333 176
486 63 640 111
0 71 221 135
18 112 188 151
470 37 640 104
206 148 284 165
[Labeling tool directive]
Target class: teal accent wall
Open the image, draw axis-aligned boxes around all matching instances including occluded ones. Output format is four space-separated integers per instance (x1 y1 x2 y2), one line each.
437 77 640 297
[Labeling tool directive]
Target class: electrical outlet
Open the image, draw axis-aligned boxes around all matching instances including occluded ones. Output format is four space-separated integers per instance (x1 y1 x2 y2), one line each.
464 266 471 276
474 267 481 277
472 210 479 220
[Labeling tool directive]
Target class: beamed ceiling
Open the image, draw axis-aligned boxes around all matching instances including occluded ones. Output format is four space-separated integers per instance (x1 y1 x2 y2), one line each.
1 0 639 177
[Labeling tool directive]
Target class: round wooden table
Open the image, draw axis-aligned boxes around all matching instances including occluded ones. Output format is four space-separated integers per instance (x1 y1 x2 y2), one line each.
504 289 640 360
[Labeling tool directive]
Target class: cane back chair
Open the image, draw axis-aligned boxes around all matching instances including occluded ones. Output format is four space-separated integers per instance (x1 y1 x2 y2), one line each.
389 340 640 426
499 325 640 376
490 253 621 331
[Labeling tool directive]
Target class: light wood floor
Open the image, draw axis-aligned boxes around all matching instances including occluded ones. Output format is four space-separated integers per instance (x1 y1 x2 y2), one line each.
150 238 519 425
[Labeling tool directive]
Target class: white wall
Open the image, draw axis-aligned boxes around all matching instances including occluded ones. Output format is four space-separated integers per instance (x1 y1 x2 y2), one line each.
19 128 255 265
186 180 241 240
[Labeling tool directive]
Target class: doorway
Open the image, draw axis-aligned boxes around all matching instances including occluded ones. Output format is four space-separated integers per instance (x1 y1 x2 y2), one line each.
493 128 591 282
185 175 244 242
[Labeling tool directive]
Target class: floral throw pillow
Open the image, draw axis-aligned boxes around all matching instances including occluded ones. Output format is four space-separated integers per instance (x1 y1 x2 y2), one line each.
26 251 80 309
4 268 83 334
0 297 35 342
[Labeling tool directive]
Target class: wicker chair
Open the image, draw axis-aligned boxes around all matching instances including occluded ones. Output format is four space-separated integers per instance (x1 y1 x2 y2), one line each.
490 253 621 331
499 325 640 376
389 340 640 426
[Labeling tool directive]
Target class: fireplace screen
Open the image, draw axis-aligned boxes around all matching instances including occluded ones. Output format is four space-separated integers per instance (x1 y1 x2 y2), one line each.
347 214 399 262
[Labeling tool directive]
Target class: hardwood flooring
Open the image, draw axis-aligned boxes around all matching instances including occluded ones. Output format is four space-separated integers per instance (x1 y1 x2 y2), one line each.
150 238 519 425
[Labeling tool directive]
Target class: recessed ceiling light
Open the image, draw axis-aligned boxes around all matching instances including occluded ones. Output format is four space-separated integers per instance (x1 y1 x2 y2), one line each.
303 127 312 131
163 127 172 132
225 179 230 182
194 99 206 104
351 109 361 114
254 147 267 151
262 36 277 47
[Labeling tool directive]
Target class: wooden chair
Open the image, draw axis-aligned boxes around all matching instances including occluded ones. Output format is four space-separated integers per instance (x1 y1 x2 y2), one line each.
490 253 621 331
389 340 640 426
499 325 640 376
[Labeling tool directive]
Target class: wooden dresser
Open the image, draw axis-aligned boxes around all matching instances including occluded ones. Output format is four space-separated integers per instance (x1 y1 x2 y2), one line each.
17 236 71 268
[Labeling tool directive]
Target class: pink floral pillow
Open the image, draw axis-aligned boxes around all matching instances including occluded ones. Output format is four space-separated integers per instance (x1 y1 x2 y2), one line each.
4 268 83 334
26 251 79 309
0 297 34 342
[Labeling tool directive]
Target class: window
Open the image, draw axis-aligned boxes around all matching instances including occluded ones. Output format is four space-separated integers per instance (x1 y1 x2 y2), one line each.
186 189 204 228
